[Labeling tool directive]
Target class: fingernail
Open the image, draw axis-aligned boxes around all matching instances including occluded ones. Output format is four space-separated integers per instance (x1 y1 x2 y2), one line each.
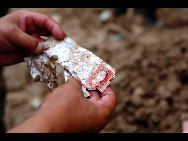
35 42 44 54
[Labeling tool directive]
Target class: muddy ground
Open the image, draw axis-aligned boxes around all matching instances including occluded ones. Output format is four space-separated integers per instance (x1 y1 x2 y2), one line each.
2 8 188 133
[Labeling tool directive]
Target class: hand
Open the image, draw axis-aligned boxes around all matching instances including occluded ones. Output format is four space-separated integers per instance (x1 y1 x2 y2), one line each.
0 10 65 66
7 78 117 133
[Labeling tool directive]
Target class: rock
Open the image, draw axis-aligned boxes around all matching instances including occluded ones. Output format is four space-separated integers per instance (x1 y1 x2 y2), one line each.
99 10 112 22
156 85 171 98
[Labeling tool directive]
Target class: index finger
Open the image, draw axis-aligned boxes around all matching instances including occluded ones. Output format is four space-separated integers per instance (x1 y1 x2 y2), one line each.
33 14 65 39
34 15 65 39
23 11 65 40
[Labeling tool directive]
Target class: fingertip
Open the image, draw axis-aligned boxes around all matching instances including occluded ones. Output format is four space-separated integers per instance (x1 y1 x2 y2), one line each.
88 90 100 102
52 25 66 40
98 85 117 113
34 42 44 54
101 85 116 99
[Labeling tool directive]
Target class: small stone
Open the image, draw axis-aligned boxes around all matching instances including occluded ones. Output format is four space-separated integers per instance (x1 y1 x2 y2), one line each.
99 10 112 22
51 55 58 60
43 44 50 50
34 75 40 82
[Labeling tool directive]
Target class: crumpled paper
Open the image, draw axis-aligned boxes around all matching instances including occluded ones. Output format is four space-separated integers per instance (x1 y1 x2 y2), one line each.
24 35 115 97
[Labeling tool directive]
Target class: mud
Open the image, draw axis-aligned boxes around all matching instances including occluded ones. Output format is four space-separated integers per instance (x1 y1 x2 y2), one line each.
3 8 188 132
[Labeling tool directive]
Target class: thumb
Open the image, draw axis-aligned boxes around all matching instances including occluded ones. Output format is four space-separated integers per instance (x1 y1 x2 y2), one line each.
6 26 43 54
52 78 83 97
37 78 83 113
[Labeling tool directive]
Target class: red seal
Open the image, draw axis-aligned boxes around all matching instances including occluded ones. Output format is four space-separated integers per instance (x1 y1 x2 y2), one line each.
86 65 114 90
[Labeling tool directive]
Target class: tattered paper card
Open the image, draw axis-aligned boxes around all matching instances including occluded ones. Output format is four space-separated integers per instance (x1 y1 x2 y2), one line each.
24 35 115 97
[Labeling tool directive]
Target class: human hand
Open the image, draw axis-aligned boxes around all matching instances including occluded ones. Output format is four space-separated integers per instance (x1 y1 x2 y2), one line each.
0 10 65 66
7 78 117 133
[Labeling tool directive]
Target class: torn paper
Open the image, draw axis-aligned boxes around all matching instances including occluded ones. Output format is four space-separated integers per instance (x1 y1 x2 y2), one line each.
24 35 115 97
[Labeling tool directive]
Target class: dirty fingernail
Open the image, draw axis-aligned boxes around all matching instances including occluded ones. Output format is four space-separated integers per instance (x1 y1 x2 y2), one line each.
35 42 44 54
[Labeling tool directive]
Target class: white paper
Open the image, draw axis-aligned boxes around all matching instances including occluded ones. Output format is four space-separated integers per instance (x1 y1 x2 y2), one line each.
24 35 115 97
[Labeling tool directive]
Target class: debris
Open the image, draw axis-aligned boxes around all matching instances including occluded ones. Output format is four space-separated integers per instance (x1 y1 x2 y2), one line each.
24 35 115 97
30 97 42 109
113 33 122 41
51 55 58 60
99 10 112 22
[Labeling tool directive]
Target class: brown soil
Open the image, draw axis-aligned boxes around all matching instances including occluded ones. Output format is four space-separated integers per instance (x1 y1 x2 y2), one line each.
3 8 188 133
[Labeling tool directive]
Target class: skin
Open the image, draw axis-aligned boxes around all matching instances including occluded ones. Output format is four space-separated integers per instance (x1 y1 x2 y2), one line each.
7 78 117 133
0 10 117 133
0 10 65 66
